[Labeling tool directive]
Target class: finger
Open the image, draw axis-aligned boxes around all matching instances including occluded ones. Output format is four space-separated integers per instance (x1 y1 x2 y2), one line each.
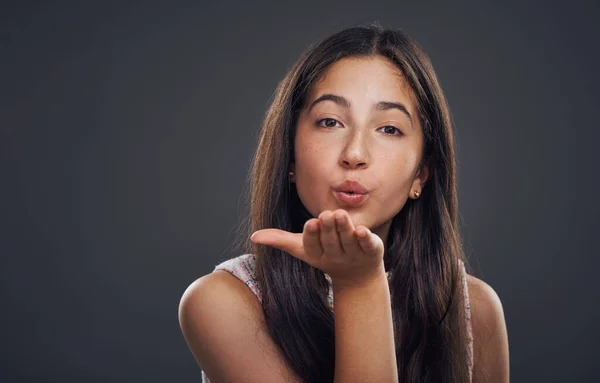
333 210 359 254
251 229 306 261
302 218 323 257
355 225 383 255
318 210 341 255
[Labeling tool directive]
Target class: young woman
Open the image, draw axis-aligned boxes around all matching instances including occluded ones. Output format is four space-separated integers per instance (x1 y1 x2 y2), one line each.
179 23 509 382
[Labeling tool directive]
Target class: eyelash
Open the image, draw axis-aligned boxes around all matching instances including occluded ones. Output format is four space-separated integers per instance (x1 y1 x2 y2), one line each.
315 118 403 136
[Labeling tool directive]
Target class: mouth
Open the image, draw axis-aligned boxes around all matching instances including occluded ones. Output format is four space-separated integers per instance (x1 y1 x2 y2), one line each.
333 180 369 194
332 180 370 206
333 190 369 206
332 189 369 207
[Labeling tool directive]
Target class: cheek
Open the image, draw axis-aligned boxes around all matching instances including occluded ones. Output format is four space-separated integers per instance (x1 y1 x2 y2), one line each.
293 139 336 215
376 153 419 196
295 137 333 174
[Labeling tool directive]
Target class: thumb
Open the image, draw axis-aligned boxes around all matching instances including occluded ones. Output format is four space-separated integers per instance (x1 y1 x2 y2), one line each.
251 229 306 261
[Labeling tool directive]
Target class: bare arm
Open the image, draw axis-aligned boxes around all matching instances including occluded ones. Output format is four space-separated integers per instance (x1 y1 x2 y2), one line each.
332 268 398 383
468 275 510 382
179 266 397 383
250 209 398 382
178 271 304 383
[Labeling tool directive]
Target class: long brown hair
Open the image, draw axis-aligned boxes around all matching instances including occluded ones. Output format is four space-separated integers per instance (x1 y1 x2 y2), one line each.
234 22 471 382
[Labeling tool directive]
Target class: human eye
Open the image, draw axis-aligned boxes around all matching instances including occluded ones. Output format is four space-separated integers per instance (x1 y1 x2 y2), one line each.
377 125 403 136
315 118 342 129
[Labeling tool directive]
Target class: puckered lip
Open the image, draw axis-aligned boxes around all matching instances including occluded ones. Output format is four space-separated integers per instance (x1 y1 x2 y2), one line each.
333 180 369 194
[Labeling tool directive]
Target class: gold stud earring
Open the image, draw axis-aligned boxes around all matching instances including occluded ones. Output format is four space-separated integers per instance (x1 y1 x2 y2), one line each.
414 190 420 198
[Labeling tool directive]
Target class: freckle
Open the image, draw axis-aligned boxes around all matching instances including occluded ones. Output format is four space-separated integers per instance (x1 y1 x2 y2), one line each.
304 144 318 153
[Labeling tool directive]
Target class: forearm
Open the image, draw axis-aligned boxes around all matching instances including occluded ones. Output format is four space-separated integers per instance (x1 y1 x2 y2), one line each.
332 269 398 383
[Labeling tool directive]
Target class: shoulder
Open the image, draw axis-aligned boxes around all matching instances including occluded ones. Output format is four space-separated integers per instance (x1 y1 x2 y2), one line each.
465 274 510 382
465 274 507 347
178 270 262 348
178 270 302 382
177 271 262 379
181 268 261 314
465 274 504 319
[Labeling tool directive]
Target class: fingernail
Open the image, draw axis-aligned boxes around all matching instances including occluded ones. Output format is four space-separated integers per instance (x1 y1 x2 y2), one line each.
250 232 257 241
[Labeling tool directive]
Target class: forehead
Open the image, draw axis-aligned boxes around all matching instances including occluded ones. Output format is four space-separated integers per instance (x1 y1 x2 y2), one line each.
306 56 418 110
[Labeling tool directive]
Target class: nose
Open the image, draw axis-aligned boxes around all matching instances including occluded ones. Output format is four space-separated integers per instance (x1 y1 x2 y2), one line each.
339 129 369 169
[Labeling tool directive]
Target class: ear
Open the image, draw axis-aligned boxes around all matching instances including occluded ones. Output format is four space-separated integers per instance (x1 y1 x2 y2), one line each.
418 163 429 185
411 163 429 198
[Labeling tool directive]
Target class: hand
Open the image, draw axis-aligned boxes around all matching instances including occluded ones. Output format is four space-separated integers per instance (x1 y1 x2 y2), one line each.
250 209 385 287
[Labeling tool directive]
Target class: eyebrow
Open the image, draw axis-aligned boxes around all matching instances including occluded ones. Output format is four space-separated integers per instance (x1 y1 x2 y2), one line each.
307 93 413 125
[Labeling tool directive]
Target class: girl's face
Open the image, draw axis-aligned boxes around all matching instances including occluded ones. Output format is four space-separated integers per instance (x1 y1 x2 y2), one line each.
292 55 429 245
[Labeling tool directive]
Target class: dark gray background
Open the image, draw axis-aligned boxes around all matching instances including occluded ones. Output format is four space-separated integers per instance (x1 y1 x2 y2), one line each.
1 1 598 382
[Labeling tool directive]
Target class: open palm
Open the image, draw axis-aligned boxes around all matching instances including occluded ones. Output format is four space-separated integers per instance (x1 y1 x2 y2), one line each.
251 209 385 286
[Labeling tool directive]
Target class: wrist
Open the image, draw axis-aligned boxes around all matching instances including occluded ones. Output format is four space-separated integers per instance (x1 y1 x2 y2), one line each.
331 264 388 292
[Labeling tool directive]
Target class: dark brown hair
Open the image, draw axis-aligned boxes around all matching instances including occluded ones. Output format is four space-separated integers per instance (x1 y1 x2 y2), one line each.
234 22 471 382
